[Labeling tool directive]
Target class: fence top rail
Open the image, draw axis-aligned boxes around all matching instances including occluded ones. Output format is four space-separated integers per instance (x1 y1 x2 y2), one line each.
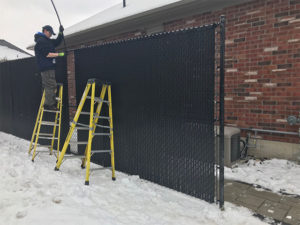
74 22 219 51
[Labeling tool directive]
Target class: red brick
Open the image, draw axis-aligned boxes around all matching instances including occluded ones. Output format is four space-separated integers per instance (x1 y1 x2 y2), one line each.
65 0 300 144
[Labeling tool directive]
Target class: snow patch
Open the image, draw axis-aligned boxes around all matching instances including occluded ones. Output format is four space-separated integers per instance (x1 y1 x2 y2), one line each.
0 131 267 225
0 46 30 61
65 0 183 36
225 159 300 196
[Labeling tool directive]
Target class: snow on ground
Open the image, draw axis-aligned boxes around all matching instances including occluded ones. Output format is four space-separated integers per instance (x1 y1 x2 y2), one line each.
0 131 267 225
225 159 300 196
0 46 31 61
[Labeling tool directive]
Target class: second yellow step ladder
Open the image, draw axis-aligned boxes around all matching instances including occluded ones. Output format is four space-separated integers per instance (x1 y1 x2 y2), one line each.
54 79 116 185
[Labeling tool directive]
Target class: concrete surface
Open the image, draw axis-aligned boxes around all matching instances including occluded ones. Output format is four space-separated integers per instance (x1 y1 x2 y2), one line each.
225 180 300 225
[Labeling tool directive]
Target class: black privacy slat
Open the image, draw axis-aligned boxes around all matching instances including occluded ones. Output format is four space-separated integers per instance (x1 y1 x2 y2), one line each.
74 25 216 202
0 57 69 150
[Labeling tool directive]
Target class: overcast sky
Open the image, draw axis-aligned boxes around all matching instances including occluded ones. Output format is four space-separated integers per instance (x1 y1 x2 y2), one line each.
0 0 121 54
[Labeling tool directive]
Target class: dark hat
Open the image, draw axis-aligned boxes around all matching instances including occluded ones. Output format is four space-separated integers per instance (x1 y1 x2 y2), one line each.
42 25 56 35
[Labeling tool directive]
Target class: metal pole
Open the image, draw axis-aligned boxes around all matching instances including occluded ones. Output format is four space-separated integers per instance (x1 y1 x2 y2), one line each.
238 127 299 136
50 0 67 53
219 15 226 210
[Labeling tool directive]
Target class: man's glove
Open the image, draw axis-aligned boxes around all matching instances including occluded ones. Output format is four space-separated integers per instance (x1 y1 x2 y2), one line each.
59 25 64 33
58 52 65 57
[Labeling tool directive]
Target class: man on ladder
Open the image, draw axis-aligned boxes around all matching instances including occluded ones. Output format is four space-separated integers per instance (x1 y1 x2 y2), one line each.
34 25 65 110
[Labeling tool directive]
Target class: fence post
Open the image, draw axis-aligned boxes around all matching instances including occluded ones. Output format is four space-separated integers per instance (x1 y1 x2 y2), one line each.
219 15 226 210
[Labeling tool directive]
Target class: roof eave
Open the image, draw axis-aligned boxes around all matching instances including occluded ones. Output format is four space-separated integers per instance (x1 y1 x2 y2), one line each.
60 0 253 50
65 0 195 39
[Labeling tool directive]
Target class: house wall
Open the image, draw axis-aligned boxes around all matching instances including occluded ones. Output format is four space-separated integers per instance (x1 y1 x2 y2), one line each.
66 0 300 159
66 51 77 118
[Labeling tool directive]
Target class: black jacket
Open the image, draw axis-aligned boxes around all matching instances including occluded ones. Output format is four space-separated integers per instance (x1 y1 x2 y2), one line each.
34 32 63 72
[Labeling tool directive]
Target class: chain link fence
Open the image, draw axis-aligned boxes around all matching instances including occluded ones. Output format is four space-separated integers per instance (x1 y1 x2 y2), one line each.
0 57 70 151
74 24 221 203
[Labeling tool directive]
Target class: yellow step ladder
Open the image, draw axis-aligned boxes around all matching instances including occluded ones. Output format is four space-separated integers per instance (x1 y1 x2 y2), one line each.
28 84 63 161
54 79 116 185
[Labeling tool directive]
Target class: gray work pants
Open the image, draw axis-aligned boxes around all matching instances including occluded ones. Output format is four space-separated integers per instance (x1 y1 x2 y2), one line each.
41 70 57 106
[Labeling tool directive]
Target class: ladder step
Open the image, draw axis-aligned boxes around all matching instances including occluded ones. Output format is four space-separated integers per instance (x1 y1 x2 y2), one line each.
64 154 86 159
40 121 59 126
43 109 60 113
36 133 53 136
93 123 111 129
77 112 110 120
38 136 58 140
76 122 90 128
86 96 110 104
92 133 111 136
94 116 110 120
91 150 111 154
80 112 91 115
80 112 110 121
69 141 89 145
76 127 90 130
94 97 110 104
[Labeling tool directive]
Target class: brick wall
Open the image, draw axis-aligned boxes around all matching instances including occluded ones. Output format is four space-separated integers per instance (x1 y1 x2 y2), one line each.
164 0 300 143
66 51 77 118
67 0 300 143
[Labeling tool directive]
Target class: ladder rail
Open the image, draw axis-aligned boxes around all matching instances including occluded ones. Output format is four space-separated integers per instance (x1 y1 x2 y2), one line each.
108 85 116 180
50 98 60 155
28 91 45 154
31 96 46 161
55 83 91 169
85 82 96 185
81 85 107 169
56 85 63 158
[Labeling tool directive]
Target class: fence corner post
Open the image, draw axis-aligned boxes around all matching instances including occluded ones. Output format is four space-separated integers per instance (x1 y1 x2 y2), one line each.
219 14 226 210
